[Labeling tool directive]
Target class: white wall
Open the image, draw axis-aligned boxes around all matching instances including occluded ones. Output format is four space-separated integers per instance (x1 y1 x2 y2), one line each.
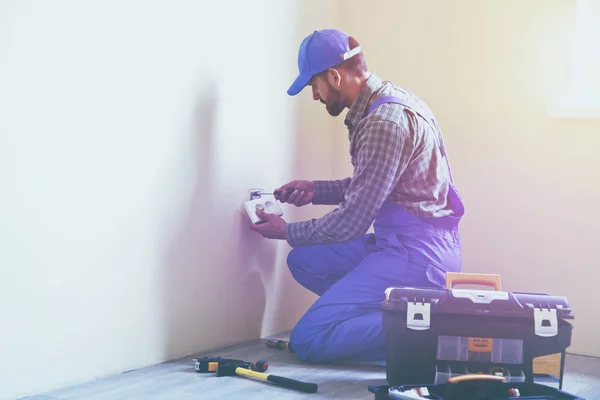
0 1 339 398
5 1 598 398
338 0 600 357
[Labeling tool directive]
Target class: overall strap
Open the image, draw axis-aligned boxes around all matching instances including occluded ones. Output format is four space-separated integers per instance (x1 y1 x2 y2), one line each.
365 96 407 117
363 95 455 183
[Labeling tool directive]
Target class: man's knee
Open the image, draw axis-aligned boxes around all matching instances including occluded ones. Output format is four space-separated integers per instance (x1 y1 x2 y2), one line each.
286 247 303 269
286 246 324 280
286 247 306 276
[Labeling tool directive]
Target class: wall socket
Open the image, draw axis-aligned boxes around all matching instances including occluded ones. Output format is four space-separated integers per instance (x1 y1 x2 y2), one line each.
245 189 284 224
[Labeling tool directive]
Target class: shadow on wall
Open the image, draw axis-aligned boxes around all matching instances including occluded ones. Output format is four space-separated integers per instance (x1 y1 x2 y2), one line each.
159 81 276 360
160 82 219 359
263 100 338 333
225 201 279 338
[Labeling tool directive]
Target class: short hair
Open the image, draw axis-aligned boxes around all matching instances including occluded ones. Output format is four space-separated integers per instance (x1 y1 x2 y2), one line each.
338 36 368 75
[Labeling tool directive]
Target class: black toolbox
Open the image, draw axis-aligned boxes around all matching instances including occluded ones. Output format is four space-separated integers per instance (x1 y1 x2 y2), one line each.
376 286 576 398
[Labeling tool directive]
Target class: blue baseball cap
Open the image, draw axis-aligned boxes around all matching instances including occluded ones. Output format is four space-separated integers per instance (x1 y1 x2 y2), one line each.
287 29 362 96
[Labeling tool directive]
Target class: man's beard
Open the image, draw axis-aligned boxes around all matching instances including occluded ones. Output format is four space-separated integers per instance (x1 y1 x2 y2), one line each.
322 85 344 116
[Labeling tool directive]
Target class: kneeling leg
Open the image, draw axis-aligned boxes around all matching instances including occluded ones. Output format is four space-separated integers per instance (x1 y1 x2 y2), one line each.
289 249 434 363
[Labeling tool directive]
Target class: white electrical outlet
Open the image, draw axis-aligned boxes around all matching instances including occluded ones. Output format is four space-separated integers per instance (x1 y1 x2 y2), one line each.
244 195 284 224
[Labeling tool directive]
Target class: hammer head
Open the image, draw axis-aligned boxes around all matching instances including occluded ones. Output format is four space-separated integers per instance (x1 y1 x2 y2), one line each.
194 356 245 373
215 361 251 377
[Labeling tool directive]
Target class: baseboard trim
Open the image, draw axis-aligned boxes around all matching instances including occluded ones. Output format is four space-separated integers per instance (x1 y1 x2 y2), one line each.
566 350 600 359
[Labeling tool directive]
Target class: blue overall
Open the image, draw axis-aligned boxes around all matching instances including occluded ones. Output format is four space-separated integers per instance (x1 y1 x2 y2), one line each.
287 96 465 363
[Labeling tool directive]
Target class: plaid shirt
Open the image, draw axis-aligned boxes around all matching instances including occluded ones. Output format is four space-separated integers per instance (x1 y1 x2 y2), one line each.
285 74 457 247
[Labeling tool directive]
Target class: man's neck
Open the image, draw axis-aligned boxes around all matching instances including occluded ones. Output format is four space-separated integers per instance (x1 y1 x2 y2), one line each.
343 72 372 109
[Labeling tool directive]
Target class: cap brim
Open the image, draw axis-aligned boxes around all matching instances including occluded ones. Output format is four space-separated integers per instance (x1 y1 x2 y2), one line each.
287 74 312 96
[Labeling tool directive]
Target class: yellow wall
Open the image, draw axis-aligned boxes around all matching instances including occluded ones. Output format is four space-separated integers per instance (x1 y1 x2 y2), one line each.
337 0 600 357
0 1 336 398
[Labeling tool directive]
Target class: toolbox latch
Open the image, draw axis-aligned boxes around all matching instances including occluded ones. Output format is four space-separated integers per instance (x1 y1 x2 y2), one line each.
534 308 558 337
407 301 431 330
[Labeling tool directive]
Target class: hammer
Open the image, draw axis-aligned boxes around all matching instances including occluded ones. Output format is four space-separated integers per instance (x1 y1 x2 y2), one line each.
194 356 268 373
216 361 318 393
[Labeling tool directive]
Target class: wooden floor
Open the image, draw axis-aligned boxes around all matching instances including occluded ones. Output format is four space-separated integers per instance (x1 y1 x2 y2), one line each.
19 337 600 399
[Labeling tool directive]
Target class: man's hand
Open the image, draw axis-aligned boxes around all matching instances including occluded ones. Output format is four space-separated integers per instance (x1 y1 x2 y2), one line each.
275 180 315 207
249 209 287 240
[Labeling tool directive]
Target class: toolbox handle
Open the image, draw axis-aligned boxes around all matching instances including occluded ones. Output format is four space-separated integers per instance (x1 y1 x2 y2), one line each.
444 375 509 400
445 272 502 291
447 374 506 383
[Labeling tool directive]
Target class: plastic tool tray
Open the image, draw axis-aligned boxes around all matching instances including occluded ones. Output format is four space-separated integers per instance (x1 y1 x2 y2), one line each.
380 286 574 388
368 381 584 400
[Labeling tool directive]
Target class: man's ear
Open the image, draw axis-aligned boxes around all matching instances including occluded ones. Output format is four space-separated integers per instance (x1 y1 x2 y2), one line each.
327 68 342 88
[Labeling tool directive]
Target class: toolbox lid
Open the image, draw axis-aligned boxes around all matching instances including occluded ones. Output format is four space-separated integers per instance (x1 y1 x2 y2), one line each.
382 287 574 321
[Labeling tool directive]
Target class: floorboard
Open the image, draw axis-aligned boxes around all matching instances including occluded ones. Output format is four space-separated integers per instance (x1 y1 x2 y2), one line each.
19 337 600 400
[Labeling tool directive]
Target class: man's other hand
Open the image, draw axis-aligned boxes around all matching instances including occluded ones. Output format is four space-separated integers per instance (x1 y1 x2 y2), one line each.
275 180 315 207
250 209 287 240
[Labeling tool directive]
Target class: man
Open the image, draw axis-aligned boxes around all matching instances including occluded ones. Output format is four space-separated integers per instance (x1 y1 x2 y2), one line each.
250 29 465 363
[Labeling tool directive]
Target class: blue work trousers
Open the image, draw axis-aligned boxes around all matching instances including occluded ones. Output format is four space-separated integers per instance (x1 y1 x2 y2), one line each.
287 200 462 363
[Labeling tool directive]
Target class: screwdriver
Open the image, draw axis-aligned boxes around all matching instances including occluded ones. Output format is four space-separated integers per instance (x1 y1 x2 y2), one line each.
262 189 304 197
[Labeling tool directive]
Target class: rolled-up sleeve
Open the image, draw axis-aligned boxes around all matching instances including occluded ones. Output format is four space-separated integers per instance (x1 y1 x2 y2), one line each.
285 120 414 247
